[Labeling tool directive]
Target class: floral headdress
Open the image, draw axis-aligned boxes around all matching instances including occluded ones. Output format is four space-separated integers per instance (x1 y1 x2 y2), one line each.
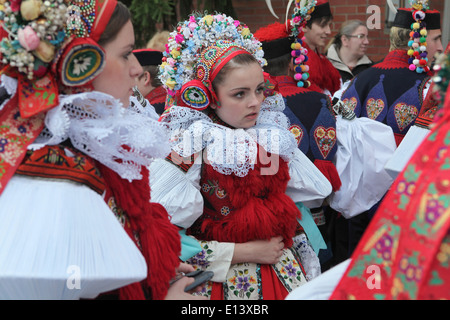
0 0 68 80
0 0 116 117
159 13 266 110
288 0 316 88
0 0 118 197
0 0 69 117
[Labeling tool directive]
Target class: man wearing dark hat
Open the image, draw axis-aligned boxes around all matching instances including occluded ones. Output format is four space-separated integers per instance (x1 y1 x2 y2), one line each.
254 20 341 271
133 48 166 115
302 0 342 96
337 2 443 258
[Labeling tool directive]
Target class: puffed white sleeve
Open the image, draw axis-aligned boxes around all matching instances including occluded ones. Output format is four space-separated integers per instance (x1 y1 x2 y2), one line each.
149 156 204 229
286 148 332 208
328 115 396 218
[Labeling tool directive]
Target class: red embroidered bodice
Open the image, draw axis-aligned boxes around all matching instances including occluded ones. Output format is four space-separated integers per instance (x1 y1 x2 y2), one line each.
188 147 302 249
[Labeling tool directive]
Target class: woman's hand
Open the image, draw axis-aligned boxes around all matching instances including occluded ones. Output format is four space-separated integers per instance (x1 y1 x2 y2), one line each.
232 236 285 265
164 262 208 300
177 262 196 274
165 276 208 300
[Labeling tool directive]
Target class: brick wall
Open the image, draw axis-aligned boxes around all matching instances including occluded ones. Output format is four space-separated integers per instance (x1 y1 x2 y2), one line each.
232 0 445 63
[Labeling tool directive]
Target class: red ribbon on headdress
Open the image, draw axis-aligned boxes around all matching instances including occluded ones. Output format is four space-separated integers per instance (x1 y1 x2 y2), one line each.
178 43 251 110
209 46 251 82
91 0 118 42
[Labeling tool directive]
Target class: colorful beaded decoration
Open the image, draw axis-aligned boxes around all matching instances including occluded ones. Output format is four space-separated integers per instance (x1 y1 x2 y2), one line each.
291 38 310 88
66 0 96 38
407 0 430 74
60 39 105 86
290 0 317 88
180 41 250 110
180 80 211 110
159 14 264 95
60 0 108 88
159 13 265 109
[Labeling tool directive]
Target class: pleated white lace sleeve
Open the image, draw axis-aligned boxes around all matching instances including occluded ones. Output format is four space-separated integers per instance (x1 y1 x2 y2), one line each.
0 175 147 299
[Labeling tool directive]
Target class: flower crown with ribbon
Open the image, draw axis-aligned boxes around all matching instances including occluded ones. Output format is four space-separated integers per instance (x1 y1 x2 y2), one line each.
288 0 316 88
0 0 116 118
159 13 266 110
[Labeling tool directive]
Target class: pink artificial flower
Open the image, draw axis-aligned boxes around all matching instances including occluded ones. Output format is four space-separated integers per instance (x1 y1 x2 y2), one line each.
175 33 184 44
214 14 224 22
167 57 176 66
188 21 198 31
233 20 240 27
18 26 40 51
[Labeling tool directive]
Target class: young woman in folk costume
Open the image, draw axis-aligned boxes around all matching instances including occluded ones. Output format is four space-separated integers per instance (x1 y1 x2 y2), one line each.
0 0 203 300
151 13 332 300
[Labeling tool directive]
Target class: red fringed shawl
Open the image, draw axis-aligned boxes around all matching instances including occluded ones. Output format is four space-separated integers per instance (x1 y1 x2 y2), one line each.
190 149 301 249
98 164 181 300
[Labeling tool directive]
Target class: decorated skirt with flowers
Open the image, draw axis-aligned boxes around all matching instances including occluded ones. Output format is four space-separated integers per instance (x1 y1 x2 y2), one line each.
186 240 307 300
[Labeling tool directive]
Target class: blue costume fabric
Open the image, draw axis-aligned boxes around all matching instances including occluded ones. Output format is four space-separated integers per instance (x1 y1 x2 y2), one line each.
274 75 341 192
272 75 340 269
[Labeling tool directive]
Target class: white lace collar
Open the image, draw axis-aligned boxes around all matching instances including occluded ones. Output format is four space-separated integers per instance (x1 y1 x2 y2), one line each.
29 91 171 181
161 93 297 177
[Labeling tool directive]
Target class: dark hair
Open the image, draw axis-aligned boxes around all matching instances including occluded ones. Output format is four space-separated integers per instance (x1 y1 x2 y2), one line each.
263 52 292 76
305 15 333 29
212 53 261 88
139 65 163 87
97 2 131 47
